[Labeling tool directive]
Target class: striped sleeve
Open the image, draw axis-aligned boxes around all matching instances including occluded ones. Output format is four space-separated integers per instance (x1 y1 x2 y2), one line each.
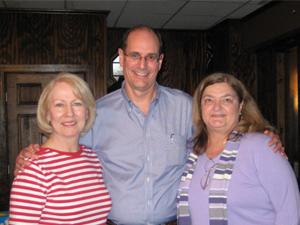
9 162 48 225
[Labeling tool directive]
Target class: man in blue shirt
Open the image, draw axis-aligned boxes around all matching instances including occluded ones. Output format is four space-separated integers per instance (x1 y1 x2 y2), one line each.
15 25 282 225
79 26 194 224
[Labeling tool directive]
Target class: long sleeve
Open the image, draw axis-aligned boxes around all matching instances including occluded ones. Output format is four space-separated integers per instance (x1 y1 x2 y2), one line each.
256 137 300 224
9 162 47 225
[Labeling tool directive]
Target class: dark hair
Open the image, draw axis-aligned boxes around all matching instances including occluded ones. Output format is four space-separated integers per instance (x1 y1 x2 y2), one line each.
192 72 276 155
121 25 163 56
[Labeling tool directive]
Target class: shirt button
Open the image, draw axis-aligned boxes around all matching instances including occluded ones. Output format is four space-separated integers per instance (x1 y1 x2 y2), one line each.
147 200 150 206
147 177 150 182
129 108 131 112
147 155 150 161
145 134 149 138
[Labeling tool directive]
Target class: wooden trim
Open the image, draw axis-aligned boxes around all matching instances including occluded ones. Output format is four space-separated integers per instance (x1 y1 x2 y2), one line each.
0 8 110 16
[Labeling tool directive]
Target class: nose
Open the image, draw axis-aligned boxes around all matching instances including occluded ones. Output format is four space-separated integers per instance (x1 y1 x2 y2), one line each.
137 56 147 69
65 104 74 117
213 100 221 111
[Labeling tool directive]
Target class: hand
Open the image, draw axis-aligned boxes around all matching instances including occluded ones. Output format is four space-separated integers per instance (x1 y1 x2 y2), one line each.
14 144 40 177
264 130 287 158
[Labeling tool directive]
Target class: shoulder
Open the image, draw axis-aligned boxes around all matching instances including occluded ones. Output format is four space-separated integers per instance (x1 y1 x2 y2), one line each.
242 132 272 145
239 132 281 161
160 85 192 100
158 85 193 107
80 145 95 154
240 132 273 153
96 89 122 107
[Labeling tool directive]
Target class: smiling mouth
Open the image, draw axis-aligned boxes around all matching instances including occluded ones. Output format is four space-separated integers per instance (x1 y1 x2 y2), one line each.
62 121 77 125
212 114 225 117
135 71 148 76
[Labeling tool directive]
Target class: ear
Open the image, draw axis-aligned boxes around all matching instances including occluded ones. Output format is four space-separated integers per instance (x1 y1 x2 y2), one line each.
46 112 51 123
85 109 89 120
118 48 124 67
158 53 164 71
239 101 244 113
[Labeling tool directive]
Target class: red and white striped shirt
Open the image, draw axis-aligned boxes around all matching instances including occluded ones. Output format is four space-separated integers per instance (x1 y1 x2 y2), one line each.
9 145 112 225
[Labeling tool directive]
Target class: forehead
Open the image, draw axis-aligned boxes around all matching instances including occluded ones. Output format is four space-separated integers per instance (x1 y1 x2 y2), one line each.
49 82 76 98
126 28 160 54
203 82 237 97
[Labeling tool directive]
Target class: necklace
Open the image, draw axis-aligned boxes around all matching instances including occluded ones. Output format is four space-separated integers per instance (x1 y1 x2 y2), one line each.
206 139 227 159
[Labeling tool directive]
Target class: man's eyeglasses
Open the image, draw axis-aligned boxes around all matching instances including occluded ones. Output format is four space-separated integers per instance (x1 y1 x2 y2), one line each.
124 52 161 64
200 158 217 190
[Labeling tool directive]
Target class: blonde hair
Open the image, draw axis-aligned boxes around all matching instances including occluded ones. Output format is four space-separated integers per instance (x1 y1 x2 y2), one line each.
37 73 96 137
192 72 276 155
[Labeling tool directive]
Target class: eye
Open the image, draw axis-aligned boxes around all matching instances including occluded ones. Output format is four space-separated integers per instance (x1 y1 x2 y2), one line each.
55 103 63 107
147 54 157 61
73 101 83 106
130 53 141 59
203 98 212 103
223 98 233 103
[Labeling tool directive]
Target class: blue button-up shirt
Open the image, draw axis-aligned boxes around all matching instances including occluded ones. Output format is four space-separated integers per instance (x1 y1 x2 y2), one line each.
80 82 193 225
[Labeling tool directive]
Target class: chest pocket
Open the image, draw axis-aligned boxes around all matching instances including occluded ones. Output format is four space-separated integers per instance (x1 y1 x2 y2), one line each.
164 134 187 167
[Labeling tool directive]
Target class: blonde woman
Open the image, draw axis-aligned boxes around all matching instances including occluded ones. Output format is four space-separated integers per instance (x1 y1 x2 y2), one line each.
9 73 111 225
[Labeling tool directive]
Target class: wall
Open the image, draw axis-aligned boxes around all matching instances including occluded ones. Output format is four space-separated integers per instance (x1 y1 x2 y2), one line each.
0 9 107 211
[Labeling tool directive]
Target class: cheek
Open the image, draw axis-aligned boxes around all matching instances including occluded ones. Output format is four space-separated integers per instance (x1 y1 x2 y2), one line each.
48 109 64 121
228 106 240 118
201 105 210 117
149 63 160 72
76 108 88 119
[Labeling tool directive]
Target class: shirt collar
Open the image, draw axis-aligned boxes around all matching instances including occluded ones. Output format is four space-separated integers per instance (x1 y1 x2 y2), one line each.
121 80 161 112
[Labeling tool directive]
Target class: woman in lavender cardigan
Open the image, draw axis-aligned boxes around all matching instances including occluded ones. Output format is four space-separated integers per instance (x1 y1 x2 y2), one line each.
177 72 300 225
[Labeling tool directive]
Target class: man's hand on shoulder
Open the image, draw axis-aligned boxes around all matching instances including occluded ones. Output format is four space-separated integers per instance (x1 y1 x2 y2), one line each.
14 144 41 177
264 130 287 158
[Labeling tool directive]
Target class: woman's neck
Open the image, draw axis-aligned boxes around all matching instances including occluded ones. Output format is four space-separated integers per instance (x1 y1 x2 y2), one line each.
205 134 228 159
41 135 80 152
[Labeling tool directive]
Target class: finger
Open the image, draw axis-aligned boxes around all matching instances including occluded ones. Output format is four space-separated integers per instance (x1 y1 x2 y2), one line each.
14 164 24 177
272 141 282 152
280 147 288 159
31 143 41 152
14 157 26 177
23 150 39 160
268 136 279 147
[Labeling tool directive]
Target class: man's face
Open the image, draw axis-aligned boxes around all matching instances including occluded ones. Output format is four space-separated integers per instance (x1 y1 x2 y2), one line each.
119 28 164 95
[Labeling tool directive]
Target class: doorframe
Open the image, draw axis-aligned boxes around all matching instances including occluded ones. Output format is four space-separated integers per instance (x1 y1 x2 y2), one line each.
0 64 93 210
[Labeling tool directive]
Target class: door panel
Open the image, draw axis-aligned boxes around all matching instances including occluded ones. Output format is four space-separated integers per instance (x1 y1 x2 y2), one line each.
7 72 84 184
7 73 58 183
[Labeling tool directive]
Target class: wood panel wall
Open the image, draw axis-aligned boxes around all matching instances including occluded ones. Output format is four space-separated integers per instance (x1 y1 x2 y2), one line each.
209 19 257 99
0 9 107 211
0 10 108 98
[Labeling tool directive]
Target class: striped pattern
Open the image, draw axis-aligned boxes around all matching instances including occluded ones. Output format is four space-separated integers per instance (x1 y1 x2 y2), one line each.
177 131 242 225
208 133 242 225
9 145 112 225
177 153 198 225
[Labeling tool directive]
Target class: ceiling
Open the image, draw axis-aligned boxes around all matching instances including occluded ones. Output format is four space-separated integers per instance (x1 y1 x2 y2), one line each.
0 0 273 30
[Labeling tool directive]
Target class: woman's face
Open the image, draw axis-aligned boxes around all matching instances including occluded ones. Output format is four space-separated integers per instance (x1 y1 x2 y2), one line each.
46 82 88 140
201 82 243 136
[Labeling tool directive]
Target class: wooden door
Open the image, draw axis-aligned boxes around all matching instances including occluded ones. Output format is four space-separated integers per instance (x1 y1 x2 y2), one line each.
6 72 84 184
7 73 56 184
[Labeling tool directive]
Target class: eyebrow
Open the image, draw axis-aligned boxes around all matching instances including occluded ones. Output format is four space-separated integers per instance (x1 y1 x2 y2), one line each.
202 94 234 98
129 51 159 56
